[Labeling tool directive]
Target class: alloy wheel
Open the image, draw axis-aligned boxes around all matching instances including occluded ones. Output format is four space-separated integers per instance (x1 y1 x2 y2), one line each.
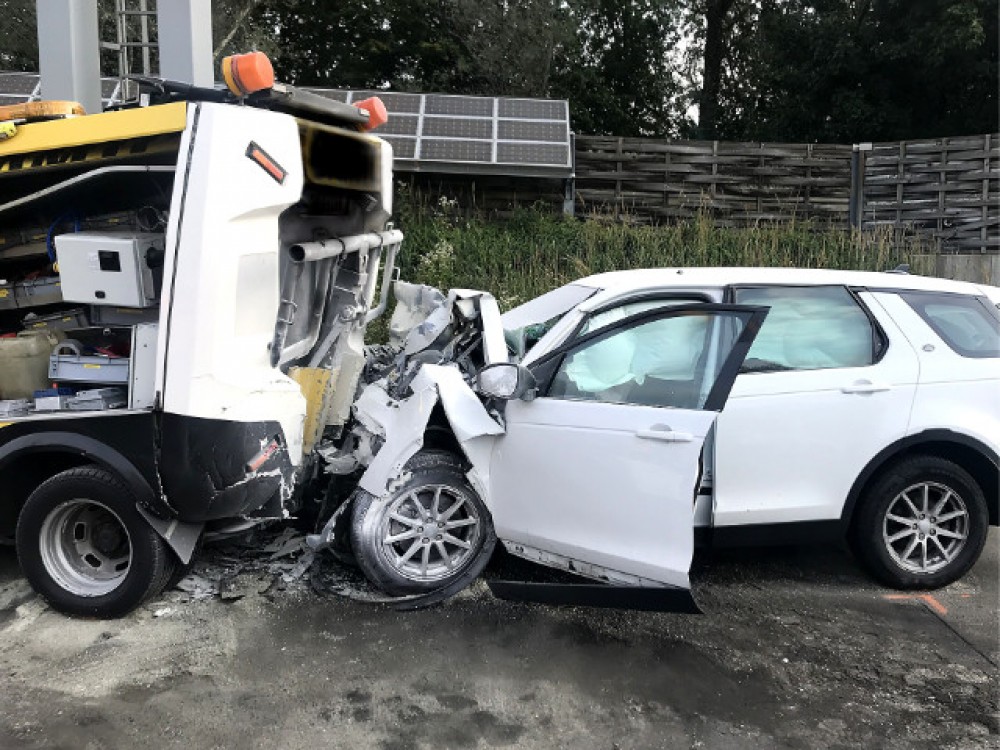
376 484 482 583
882 481 969 575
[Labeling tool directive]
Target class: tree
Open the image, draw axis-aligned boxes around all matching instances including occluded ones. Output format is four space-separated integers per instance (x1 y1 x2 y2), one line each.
692 0 999 142
552 0 687 136
0 0 37 72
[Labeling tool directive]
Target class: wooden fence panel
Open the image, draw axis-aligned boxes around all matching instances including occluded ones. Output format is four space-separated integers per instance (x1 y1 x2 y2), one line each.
574 136 853 226
860 134 999 254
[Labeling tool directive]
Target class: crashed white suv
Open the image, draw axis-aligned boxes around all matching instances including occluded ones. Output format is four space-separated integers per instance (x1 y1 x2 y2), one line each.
322 269 999 610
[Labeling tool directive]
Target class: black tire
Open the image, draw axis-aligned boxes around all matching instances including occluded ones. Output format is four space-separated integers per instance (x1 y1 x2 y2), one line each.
350 451 496 596
16 467 175 618
851 455 988 590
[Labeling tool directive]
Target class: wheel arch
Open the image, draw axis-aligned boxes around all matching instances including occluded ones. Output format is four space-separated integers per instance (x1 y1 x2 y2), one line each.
841 430 1000 530
0 430 161 503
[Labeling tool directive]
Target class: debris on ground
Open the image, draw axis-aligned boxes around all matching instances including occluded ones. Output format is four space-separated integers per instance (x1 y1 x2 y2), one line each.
170 525 382 606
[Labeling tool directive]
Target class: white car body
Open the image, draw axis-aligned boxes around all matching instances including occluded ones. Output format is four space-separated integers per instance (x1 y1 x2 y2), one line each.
349 268 1000 601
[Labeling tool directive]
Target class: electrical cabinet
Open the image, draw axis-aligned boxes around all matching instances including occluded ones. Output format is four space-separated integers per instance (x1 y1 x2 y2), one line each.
54 232 164 308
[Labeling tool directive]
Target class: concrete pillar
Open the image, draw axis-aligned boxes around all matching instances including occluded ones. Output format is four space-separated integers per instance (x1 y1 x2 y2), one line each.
157 0 214 87
36 0 103 114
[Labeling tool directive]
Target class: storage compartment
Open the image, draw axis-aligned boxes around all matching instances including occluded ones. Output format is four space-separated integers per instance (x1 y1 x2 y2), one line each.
0 282 15 311
0 331 61 399
14 277 63 308
89 305 159 326
43 324 158 409
22 308 90 332
54 232 164 308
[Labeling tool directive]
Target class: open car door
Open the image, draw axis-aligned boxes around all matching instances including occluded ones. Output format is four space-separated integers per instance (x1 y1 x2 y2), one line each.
486 304 768 612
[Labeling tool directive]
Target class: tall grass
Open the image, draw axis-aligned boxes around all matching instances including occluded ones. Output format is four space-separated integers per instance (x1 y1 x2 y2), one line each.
393 195 934 311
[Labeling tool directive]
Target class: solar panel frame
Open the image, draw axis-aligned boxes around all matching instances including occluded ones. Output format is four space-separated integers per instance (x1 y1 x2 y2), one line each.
0 75 574 178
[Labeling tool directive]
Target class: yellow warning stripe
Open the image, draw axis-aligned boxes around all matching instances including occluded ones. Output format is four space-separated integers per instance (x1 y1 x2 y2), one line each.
0 101 187 159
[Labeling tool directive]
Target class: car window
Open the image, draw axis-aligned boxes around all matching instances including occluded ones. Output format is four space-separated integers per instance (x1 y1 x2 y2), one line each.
502 283 599 359
732 285 876 372
899 292 1000 358
548 311 732 409
579 297 705 336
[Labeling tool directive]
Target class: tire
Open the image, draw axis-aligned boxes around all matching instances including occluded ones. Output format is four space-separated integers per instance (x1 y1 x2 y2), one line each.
851 455 988 590
350 451 496 596
16 467 175 618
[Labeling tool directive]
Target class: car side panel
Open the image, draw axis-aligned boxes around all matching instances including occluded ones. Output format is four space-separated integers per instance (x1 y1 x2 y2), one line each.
712 291 920 525
869 292 1000 454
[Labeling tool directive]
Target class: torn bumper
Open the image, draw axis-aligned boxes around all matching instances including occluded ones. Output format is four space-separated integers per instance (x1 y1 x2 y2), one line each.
157 413 296 522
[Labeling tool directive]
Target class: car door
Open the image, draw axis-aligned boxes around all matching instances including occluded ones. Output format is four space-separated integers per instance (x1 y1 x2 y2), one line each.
488 304 768 592
712 285 921 530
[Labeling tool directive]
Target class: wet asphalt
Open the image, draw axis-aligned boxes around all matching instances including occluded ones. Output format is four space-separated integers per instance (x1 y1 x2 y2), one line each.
0 530 996 749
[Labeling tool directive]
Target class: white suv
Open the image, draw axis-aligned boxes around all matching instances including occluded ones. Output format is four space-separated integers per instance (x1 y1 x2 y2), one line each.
336 269 999 608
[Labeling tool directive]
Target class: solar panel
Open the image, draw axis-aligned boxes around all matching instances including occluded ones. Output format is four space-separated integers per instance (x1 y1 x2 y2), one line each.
315 88 573 178
422 118 493 140
0 74 574 178
0 72 126 108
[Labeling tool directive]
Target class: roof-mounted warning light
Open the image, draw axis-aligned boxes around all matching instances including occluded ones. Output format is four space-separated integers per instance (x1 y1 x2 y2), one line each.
354 97 388 131
221 52 275 97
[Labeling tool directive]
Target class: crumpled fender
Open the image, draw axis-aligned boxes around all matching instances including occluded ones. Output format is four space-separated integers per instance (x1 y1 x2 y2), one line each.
357 364 504 502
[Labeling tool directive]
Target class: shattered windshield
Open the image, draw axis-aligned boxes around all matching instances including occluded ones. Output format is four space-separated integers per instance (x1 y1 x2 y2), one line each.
502 283 598 359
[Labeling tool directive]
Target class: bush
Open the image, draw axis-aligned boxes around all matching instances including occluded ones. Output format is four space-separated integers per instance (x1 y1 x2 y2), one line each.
391 196 932 311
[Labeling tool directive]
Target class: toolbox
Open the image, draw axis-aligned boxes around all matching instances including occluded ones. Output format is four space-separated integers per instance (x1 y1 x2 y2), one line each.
0 399 30 417
67 387 128 411
48 353 129 384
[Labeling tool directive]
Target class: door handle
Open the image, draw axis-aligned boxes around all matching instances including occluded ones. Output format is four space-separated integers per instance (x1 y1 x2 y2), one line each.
841 380 891 394
636 424 694 442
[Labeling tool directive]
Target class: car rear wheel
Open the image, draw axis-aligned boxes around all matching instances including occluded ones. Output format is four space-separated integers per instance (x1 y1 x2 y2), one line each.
16 467 175 618
350 451 496 596
852 456 988 590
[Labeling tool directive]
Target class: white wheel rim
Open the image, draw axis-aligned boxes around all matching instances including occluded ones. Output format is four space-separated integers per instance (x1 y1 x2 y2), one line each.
38 499 132 597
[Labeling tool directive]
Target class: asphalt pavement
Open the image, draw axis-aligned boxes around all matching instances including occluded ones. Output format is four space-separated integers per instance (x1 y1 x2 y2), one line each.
0 529 996 749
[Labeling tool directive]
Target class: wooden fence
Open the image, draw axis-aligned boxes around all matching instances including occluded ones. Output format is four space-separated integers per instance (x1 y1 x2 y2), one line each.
858 134 998 254
573 137 853 226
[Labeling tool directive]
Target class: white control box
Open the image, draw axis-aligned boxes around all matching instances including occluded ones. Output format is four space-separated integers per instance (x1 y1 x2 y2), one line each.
54 232 164 308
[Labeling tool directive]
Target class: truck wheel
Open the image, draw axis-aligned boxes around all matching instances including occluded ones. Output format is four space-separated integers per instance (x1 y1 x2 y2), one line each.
350 451 496 596
16 467 175 618
852 456 988 590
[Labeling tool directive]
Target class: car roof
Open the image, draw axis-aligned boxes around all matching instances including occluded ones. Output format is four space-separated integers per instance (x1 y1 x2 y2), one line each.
575 267 989 296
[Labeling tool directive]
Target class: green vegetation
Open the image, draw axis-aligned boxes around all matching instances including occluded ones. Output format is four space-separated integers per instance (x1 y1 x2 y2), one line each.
394 199 933 311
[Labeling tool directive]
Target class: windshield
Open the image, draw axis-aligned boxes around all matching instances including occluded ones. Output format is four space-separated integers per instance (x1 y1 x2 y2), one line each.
502 283 598 359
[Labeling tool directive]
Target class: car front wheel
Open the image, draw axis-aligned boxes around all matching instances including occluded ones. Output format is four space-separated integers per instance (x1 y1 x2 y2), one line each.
350 451 496 596
852 456 988 589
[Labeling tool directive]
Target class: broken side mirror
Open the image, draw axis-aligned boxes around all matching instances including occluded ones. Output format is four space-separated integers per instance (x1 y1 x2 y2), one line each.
477 363 537 401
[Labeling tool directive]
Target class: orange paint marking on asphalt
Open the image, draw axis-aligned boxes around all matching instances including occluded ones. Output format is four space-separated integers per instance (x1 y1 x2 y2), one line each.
882 593 949 616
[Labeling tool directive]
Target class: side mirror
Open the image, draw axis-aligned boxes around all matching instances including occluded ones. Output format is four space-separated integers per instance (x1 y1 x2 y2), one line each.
477 362 537 401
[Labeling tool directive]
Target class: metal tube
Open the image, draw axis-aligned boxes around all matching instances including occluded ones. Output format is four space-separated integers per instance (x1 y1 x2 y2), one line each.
365 240 401 324
288 229 403 263
269 260 305 367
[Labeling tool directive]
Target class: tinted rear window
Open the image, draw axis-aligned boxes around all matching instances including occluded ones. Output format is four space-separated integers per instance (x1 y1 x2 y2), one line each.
900 292 1000 358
